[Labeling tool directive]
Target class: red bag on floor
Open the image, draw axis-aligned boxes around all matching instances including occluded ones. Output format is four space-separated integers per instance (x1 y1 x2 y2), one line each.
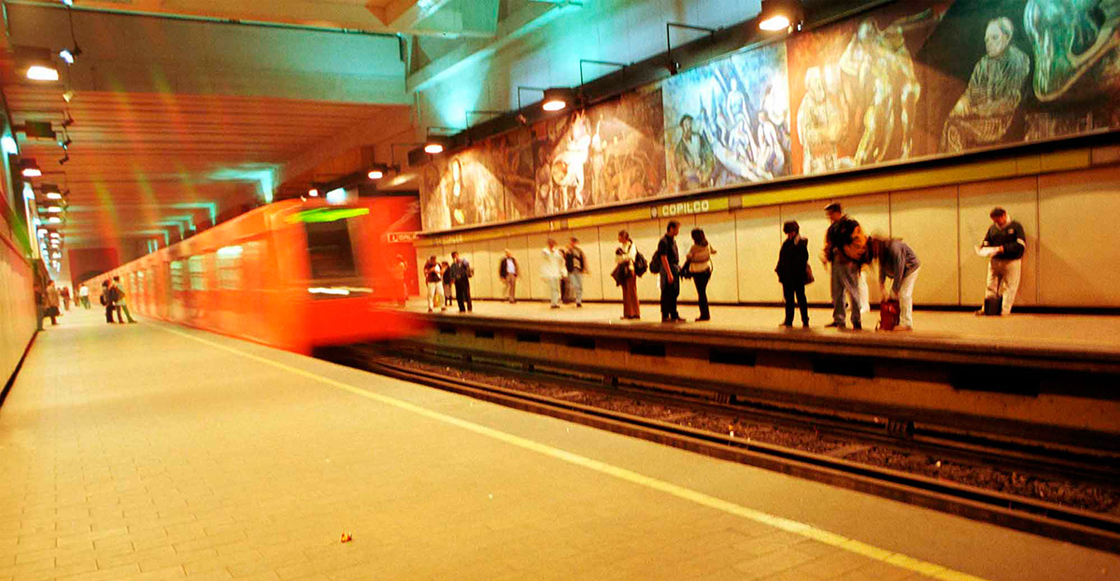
877 300 900 331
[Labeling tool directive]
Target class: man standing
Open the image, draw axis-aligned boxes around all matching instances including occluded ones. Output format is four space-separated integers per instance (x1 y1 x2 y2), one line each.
823 203 867 330
498 249 519 304
979 207 1026 316
112 276 137 323
78 284 90 309
565 238 589 308
541 239 567 309
657 221 683 323
447 251 473 313
101 280 118 324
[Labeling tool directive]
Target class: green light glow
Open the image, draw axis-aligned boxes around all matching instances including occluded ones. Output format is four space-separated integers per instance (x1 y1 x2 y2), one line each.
285 208 369 224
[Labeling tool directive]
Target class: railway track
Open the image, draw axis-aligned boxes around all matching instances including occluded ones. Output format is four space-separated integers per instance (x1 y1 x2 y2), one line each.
324 344 1120 554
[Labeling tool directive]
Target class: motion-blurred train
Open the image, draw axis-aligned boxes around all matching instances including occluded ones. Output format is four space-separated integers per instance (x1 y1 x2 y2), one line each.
84 197 421 353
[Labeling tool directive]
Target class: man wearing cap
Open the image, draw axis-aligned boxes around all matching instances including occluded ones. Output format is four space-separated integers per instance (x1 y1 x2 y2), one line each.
979 207 1026 316
822 202 867 330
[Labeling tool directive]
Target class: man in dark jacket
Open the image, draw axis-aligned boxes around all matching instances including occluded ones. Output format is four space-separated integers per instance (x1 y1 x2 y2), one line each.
657 221 682 323
822 203 867 329
776 221 810 328
498 249 518 304
446 251 473 313
979 207 1025 316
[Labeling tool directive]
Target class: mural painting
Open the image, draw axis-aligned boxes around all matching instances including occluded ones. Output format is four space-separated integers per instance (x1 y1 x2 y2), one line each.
419 147 507 231
661 43 791 192
531 89 665 215
787 2 947 175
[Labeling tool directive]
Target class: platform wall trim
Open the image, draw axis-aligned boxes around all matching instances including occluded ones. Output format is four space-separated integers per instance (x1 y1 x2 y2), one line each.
415 161 1120 308
157 323 988 581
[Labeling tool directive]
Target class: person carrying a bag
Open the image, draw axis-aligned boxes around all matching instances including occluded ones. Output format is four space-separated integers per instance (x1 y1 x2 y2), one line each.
684 228 716 322
776 220 811 328
614 230 641 319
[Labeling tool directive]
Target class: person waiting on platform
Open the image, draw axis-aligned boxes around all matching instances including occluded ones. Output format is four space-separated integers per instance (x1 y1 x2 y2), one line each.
78 284 90 309
541 239 567 309
822 203 867 330
977 207 1026 316
391 254 408 307
684 228 716 321
60 286 71 311
440 260 454 308
44 280 61 326
565 237 589 308
614 230 640 319
112 276 137 323
498 249 519 304
423 256 445 313
100 280 120 324
776 220 811 328
447 251 473 313
868 235 920 331
656 220 683 323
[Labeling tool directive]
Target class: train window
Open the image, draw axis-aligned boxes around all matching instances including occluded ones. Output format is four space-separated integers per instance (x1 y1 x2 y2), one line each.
217 246 243 290
188 256 207 291
170 261 185 291
304 219 358 280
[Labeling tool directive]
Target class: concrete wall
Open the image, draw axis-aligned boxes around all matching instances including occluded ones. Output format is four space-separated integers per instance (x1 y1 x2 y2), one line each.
1 222 36 391
416 164 1120 308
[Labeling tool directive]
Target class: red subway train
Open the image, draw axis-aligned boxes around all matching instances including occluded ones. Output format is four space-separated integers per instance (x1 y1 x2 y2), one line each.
84 198 421 353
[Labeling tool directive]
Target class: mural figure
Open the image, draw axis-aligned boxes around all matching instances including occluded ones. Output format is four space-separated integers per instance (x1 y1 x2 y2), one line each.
797 66 850 174
673 114 716 190
837 15 924 164
942 17 1031 153
550 112 595 211
1024 0 1120 102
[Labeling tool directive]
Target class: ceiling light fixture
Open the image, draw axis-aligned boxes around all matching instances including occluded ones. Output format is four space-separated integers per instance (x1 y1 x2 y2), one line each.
367 169 384 180
59 49 76 65
20 159 42 178
0 136 17 155
27 65 60 82
62 90 76 103
541 87 574 112
758 0 804 32
44 206 63 213
308 188 319 197
48 216 62 224
46 191 63 200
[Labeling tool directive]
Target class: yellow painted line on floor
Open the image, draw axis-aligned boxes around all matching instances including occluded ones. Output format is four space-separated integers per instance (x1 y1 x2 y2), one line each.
159 324 988 581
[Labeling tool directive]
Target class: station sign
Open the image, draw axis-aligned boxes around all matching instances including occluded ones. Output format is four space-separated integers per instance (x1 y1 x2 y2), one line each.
386 231 419 244
650 197 730 219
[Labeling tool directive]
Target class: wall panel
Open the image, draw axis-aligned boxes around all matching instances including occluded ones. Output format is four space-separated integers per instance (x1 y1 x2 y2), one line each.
1039 166 1120 306
890 186 959 305
734 205 782 303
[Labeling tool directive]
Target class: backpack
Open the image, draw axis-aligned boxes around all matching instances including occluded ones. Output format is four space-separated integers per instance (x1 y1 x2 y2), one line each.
648 249 661 275
633 252 648 277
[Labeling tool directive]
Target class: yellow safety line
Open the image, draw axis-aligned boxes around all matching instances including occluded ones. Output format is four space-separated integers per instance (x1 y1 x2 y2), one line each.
158 324 988 581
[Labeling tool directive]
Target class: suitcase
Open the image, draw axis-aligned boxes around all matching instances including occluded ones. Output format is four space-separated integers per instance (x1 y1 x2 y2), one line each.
877 300 900 331
983 295 1003 316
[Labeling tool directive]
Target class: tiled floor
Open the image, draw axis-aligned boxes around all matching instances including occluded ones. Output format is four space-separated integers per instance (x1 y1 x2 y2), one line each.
2 308 1117 580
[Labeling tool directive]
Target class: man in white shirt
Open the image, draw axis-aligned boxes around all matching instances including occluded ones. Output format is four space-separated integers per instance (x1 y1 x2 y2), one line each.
78 284 90 309
541 239 567 309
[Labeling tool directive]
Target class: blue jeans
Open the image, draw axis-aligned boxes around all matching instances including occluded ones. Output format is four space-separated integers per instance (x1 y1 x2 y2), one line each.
567 272 583 305
831 259 862 326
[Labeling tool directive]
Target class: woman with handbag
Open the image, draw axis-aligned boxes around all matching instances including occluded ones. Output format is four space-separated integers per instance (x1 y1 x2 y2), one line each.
776 221 811 327
615 230 640 319
685 228 716 322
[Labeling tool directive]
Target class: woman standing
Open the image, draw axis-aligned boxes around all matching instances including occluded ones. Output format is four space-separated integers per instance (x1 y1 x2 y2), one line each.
615 230 640 319
685 228 716 321
776 220 811 327
423 256 445 313
44 280 61 326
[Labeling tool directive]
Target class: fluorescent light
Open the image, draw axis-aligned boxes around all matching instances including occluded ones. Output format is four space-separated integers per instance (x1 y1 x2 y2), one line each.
542 99 567 112
62 0 73 6
217 245 243 259
26 66 59 82
325 188 347 205
308 188 319 197
45 192 63 200
48 216 62 224
0 136 17 155
367 169 384 180
24 183 36 200
22 167 42 178
424 143 444 154
759 15 790 31
308 287 351 296
45 206 63 213
50 233 61 238
51 252 61 259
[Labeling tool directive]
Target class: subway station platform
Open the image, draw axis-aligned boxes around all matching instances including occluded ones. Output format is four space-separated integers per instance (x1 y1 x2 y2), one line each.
3 308 1118 581
404 299 1120 362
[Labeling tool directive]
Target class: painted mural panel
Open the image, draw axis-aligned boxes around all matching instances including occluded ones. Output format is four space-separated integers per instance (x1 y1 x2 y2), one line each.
419 145 508 231
662 42 791 192
531 89 665 215
787 2 948 176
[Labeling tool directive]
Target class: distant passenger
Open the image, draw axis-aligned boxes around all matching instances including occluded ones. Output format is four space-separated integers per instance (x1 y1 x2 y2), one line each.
498 249 519 304
101 280 119 324
685 228 716 322
868 236 920 331
615 230 640 319
34 284 45 331
78 284 90 309
541 239 567 309
60 286 71 311
447 251 473 313
977 207 1025 316
423 256 445 313
44 280 61 326
112 276 137 323
775 220 811 328
823 203 866 330
565 238 589 308
656 220 683 323
391 254 408 307
441 261 454 308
